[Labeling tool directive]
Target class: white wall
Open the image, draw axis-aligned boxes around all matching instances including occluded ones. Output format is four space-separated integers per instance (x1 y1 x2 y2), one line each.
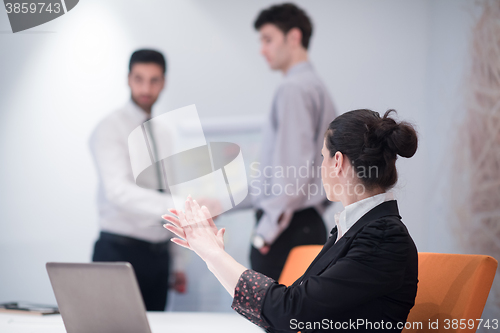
1 0 494 317
424 0 500 324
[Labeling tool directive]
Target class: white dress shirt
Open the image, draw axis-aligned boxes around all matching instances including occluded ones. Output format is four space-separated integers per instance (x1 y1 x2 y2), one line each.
89 99 184 271
334 191 395 243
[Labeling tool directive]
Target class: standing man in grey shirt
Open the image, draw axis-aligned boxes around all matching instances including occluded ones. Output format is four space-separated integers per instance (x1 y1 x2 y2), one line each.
250 3 337 280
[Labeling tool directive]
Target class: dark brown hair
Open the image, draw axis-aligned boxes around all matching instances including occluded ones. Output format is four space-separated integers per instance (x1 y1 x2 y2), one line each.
324 109 418 191
254 3 313 49
129 49 166 74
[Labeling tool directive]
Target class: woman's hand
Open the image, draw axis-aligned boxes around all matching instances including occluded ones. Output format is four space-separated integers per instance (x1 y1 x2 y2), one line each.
163 196 248 298
162 196 226 262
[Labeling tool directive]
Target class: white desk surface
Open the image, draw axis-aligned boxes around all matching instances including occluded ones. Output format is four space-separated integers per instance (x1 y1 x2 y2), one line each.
0 311 263 333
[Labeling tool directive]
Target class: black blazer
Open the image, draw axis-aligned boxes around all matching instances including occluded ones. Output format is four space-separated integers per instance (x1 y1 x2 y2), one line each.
258 200 419 332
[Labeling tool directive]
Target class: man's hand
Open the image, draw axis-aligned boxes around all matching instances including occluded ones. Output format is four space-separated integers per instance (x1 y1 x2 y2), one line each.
172 271 187 293
257 213 284 255
259 245 271 255
277 212 284 225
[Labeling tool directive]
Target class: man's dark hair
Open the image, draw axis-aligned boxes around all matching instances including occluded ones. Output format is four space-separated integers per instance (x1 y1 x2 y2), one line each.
129 49 167 74
254 3 313 49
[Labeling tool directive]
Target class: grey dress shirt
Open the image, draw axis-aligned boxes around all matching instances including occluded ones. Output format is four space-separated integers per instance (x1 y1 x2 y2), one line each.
251 61 337 245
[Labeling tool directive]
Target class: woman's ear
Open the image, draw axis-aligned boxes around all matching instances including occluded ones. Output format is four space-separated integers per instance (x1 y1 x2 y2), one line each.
333 151 343 177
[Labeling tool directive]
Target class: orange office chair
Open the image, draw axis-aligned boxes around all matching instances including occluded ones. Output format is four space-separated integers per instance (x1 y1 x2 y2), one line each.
403 252 498 333
278 245 323 286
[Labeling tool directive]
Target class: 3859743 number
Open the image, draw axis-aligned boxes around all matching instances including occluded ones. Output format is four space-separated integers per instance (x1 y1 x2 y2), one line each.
443 319 499 330
5 2 61 14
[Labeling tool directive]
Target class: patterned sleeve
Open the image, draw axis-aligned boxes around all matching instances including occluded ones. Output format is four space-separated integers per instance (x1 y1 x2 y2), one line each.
231 269 275 330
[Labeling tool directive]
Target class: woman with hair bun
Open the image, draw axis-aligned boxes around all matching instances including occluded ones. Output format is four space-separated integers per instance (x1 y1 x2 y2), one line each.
161 109 419 333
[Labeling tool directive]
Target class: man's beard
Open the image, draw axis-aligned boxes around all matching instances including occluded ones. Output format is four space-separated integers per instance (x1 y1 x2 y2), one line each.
131 94 154 112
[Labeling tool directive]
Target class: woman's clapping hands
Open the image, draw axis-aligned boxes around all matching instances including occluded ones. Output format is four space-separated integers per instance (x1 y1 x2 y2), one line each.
162 195 226 262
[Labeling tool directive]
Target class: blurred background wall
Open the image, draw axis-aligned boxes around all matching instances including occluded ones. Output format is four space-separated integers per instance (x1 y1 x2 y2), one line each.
1 0 498 324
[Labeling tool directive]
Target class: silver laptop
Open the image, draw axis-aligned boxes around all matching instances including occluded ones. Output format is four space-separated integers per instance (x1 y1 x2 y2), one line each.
46 262 152 333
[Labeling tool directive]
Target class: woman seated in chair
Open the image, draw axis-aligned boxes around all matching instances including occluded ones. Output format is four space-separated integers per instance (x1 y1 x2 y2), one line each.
162 109 419 333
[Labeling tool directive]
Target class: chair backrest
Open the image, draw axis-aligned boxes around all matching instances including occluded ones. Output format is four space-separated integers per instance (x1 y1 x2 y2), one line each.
278 245 323 286
403 252 498 333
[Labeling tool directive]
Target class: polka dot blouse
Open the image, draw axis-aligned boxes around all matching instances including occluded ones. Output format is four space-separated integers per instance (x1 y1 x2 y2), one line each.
231 269 275 330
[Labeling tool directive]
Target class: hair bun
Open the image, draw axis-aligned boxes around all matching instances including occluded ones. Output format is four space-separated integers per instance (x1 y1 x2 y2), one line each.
384 110 418 158
360 109 418 164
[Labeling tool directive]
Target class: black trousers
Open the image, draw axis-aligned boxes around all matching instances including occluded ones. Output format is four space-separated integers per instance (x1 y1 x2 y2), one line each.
250 207 327 281
92 231 170 311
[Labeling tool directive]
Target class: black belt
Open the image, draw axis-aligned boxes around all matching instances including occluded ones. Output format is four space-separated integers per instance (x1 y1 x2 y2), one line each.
98 231 170 253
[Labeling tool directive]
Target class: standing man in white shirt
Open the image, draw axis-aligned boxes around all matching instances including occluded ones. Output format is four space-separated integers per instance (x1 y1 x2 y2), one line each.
90 49 186 311
250 3 337 280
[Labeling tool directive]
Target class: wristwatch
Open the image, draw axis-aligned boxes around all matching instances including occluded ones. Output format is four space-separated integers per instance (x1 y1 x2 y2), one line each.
252 234 266 249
